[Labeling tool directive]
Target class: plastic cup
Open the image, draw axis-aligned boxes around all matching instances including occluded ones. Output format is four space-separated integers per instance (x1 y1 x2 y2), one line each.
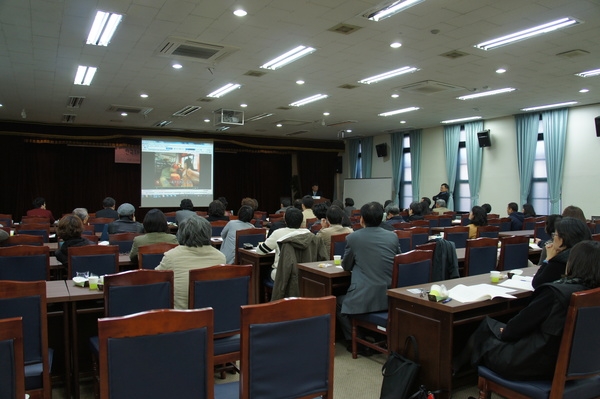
490 271 501 283
333 255 341 265
88 276 99 290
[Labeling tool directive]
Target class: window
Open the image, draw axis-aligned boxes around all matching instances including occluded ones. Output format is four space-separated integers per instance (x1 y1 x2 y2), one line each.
400 135 412 208
454 129 471 212
529 118 550 214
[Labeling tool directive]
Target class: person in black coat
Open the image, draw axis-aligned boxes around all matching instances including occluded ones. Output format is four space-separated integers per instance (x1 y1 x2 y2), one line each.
454 240 600 380
432 183 450 205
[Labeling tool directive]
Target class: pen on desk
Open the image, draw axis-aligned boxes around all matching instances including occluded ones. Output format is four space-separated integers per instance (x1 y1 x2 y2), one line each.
441 297 452 304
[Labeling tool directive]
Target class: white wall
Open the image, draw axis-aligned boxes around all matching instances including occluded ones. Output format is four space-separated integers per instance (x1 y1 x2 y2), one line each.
343 103 600 217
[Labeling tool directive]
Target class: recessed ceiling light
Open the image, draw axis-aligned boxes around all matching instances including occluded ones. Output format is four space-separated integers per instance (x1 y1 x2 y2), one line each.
207 83 241 98
276 124 282 127
204 118 210 123
359 66 418 84
457 87 515 100
496 68 506 74
390 42 402 48
289 94 328 107
233 9 247 17
121 112 127 116
323 112 330 116
86 11 123 46
391 94 399 98
140 94 148 98
74 66 97 85
172 63 182 69
296 80 305 85
0 104 3 107
367 0 425 22
378 107 420 117
260 46 316 70
579 88 589 93
346 129 353 133
400 120 406 124
520 101 577 111
240 103 248 108
441 116 482 124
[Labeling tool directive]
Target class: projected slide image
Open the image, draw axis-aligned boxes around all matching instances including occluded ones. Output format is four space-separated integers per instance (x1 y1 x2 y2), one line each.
154 154 201 188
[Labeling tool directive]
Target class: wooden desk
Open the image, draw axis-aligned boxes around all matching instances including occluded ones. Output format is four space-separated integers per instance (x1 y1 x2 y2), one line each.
237 248 274 303
387 266 538 399
46 281 72 398
498 229 534 238
49 254 134 272
297 261 351 297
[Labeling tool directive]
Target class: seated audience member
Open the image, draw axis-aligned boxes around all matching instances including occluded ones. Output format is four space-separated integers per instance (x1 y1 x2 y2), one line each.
300 195 316 228
219 205 255 264
453 240 600 380
206 200 229 222
337 202 401 348
107 203 144 234
257 208 311 282
241 197 258 211
506 202 524 230
404 201 424 222
156 215 226 309
481 203 492 214
176 198 195 225
95 197 119 219
129 209 178 262
26 196 55 223
467 206 487 238
293 198 303 211
317 205 353 250
311 202 329 229
432 183 450 206
55 215 93 265
533 217 591 289
536 214 562 265
308 183 322 197
217 197 230 214
432 199 451 214
420 197 432 214
275 197 292 214
381 205 403 231
522 203 537 218
72 208 89 224
332 199 352 227
0 229 8 242
344 197 356 217
561 205 587 222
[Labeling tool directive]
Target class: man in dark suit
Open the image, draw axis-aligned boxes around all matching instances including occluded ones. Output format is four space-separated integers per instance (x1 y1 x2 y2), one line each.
95 197 119 219
308 183 322 197
432 183 450 206
337 201 401 350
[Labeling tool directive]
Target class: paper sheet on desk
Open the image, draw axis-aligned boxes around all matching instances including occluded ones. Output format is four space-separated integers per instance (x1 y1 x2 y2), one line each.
499 276 534 291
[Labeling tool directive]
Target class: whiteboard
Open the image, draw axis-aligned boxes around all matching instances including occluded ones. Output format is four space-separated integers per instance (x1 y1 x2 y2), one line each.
343 178 393 208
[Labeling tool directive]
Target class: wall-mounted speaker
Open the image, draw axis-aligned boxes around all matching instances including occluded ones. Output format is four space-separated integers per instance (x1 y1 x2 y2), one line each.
477 130 491 147
376 143 388 157
335 156 343 174
595 116 600 137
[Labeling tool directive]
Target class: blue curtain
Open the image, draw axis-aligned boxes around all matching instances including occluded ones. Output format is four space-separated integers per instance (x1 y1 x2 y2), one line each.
390 132 404 205
361 137 373 178
542 108 569 214
515 113 539 206
347 139 361 178
443 125 461 210
409 129 422 202
465 121 484 206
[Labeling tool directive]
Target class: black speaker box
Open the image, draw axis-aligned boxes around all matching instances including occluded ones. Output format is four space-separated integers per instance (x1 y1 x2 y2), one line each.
376 143 388 157
335 156 343 174
595 116 600 137
477 130 491 147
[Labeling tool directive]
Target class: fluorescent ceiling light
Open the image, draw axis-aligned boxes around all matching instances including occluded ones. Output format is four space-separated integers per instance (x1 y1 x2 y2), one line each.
475 17 579 50
441 116 482 124
260 46 316 70
74 66 97 85
246 113 274 122
378 107 420 117
520 101 577 111
359 66 418 84
576 68 600 78
289 94 328 107
207 83 241 98
86 11 123 46
368 0 425 22
457 88 515 100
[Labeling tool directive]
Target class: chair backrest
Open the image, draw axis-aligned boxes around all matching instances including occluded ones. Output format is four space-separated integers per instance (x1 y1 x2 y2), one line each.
464 237 499 276
476 225 500 238
82 224 95 235
415 241 436 252
305 217 317 229
0 317 25 399
20 217 50 225
109 232 141 254
68 245 119 278
410 219 429 228
497 235 529 271
460 213 470 226
391 221 410 230
210 220 228 237
163 211 177 223
592 234 600 242
443 226 469 248
0 245 50 281
103 269 174 317
238 296 335 399
1 234 44 247
16 224 50 243
405 227 429 249
534 221 550 242
498 217 511 232
522 217 537 230
330 233 350 259
549 287 600 397
438 216 453 227
88 217 115 233
310 223 322 233
0 216 12 228
392 250 433 288
0 281 50 398
98 308 214 399
137 242 179 270
189 264 252 337
234 228 266 264
394 230 412 254
81 234 100 244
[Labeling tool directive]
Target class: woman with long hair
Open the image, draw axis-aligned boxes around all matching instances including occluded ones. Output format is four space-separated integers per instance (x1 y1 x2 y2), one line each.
467 206 487 239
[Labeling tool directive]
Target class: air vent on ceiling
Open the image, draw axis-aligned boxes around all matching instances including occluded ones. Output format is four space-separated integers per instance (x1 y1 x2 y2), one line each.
286 130 310 136
198 98 214 102
172 105 201 117
327 120 358 127
62 114 76 123
399 80 465 95
338 83 360 89
556 49 590 58
246 113 274 122
384 127 414 133
107 105 153 114
277 106 292 110
274 119 311 126
328 23 362 35
156 36 239 64
244 70 267 77
153 120 172 127
67 96 85 108
440 50 470 59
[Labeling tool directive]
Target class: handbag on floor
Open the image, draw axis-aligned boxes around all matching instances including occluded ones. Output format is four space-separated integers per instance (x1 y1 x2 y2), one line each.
380 335 421 399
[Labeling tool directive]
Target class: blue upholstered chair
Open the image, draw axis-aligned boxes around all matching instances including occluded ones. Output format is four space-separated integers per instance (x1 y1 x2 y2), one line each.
108 232 141 254
0 245 50 281
464 237 499 276
476 225 500 238
234 228 265 264
534 221 551 243
497 235 530 271
0 317 25 399
522 217 537 230
498 217 512 232
211 220 229 237
88 217 115 233
16 224 50 243
214 296 335 399
350 250 433 359
189 264 252 377
98 308 214 399
329 232 350 259
478 287 600 399
438 216 453 227
67 245 119 278
443 226 469 249
0 281 51 399
394 230 412 254
405 226 429 249
136 242 178 270
1 234 44 247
